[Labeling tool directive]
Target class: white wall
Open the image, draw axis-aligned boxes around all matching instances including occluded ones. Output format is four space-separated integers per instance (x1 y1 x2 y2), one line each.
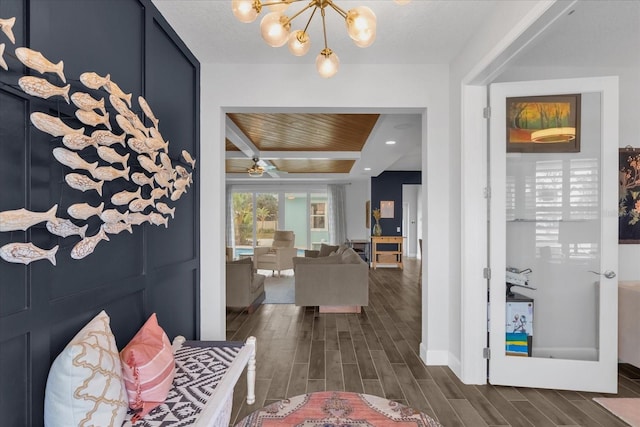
200 62 452 370
345 179 370 240
496 65 640 281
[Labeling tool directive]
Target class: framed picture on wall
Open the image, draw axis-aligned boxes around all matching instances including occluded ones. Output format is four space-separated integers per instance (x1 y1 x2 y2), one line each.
506 94 581 153
365 200 370 229
619 147 640 243
380 200 394 218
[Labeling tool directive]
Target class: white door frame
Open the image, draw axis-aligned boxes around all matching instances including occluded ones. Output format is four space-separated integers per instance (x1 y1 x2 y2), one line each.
459 0 580 384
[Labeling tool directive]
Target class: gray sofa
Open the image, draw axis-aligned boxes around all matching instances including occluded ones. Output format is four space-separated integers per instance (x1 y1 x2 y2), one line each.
293 247 369 312
226 257 265 313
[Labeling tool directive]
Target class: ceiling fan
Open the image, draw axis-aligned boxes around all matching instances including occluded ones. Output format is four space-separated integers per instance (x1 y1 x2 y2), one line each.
247 156 278 177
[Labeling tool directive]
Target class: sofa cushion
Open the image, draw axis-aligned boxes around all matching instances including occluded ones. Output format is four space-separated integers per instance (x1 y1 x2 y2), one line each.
44 310 128 427
318 243 339 257
251 273 266 293
293 254 342 265
228 257 253 265
341 247 364 264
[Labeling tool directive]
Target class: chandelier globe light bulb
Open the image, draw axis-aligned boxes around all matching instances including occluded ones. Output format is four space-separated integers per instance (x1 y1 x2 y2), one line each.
316 48 339 78
288 30 311 56
260 12 291 47
232 0 259 23
346 6 376 45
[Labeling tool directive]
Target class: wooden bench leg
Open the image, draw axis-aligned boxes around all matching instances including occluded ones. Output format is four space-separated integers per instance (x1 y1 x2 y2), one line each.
246 336 256 405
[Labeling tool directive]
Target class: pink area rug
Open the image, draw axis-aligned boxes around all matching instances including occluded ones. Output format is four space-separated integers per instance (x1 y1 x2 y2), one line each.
593 397 640 426
235 391 442 426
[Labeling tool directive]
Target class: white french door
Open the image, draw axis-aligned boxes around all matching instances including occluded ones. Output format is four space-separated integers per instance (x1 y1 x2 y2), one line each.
488 77 619 392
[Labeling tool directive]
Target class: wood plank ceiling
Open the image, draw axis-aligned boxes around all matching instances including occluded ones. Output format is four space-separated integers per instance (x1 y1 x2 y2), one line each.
225 113 380 175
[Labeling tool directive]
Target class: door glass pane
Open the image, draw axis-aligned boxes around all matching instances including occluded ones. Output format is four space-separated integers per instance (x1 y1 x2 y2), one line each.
232 192 254 258
505 93 601 361
256 193 278 247
310 193 329 249
284 193 307 249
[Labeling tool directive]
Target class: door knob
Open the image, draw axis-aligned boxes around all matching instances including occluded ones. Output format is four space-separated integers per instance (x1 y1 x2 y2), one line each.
588 270 616 279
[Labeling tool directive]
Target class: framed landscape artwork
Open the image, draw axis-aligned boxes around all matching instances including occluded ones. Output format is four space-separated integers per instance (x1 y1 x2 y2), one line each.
506 94 581 153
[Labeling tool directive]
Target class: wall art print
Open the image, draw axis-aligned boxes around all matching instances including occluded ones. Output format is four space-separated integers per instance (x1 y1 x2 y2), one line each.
619 147 640 243
0 16 196 266
506 94 581 153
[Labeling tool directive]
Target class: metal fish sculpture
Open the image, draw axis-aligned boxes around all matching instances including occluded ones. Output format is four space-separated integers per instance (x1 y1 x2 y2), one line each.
0 43 6 71
64 173 104 196
0 204 58 232
155 202 175 219
181 150 196 168
92 130 126 147
53 147 98 172
79 72 110 90
97 146 129 168
100 209 129 224
159 153 173 172
131 172 154 188
71 92 106 115
130 114 149 137
116 114 145 140
170 188 185 201
31 112 84 137
145 136 167 153
0 17 16 44
46 218 88 239
128 197 155 213
137 155 162 174
108 94 136 122
111 188 141 206
67 202 104 221
138 96 159 129
91 165 130 182
1 242 58 266
62 133 97 151
175 165 189 179
127 138 157 158
103 221 133 235
149 212 168 228
71 226 109 260
104 80 132 107
75 109 111 130
173 176 189 192
15 47 66 83
126 212 149 226
153 172 172 190
18 77 70 103
150 187 168 200
148 128 168 153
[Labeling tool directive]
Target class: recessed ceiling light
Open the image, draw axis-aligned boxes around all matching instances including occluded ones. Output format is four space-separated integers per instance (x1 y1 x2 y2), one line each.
364 167 371 171
385 140 396 145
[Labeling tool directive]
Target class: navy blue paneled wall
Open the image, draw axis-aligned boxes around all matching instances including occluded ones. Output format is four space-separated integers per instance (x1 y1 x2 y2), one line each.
371 171 421 236
0 1 200 425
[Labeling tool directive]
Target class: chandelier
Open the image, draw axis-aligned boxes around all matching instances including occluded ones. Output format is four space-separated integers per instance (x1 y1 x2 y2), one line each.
232 0 409 78
248 157 265 177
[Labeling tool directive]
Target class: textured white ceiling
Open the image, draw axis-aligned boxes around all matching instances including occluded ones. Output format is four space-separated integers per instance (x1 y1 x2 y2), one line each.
152 0 502 65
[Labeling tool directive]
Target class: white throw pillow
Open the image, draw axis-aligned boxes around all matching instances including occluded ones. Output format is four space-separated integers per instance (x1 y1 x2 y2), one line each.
44 310 128 427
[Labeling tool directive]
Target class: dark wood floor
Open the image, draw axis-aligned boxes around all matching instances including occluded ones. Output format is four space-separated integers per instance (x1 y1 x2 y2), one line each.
225 259 640 426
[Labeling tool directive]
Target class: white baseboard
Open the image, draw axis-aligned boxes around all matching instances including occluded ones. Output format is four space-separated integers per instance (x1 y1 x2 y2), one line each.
448 352 462 379
420 342 449 365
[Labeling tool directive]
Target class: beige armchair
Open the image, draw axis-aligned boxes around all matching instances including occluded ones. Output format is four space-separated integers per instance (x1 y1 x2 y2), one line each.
226 258 265 313
253 230 297 277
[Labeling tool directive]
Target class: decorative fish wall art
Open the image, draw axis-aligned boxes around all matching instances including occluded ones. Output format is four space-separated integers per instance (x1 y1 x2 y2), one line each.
0 16 197 266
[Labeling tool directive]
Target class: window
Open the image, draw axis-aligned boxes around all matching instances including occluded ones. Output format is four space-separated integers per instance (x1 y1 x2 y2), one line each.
311 202 327 230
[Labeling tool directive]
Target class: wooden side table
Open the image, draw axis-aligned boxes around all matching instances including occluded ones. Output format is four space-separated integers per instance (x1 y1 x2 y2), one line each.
371 236 403 269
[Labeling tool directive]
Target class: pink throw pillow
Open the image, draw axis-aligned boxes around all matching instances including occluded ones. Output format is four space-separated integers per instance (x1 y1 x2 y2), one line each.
120 313 175 421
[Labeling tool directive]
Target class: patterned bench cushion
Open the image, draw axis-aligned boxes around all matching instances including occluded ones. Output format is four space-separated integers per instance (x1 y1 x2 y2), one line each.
125 341 243 426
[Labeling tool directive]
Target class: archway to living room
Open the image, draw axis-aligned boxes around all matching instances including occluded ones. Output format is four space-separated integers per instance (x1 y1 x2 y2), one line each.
222 109 425 307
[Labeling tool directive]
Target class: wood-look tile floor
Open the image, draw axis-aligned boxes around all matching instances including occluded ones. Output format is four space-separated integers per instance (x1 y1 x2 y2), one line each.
225 259 640 426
